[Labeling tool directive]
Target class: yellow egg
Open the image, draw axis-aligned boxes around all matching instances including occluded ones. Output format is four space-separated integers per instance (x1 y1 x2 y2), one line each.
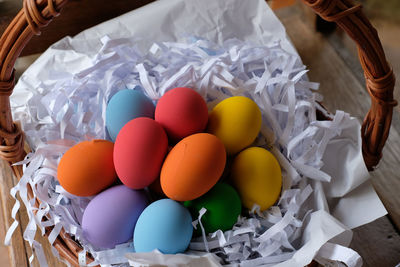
231 147 282 211
207 96 261 155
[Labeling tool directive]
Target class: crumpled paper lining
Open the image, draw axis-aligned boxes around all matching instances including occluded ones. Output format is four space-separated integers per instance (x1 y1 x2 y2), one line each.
6 36 368 267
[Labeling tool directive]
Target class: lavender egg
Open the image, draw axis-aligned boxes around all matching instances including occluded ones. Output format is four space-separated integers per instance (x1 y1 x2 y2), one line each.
82 185 147 249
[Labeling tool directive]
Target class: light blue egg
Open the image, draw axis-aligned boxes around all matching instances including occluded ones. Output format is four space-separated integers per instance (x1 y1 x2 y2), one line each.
106 89 154 141
134 199 193 254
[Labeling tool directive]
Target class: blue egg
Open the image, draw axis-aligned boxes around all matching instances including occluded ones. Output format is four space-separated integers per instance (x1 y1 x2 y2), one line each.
106 89 155 141
134 199 193 254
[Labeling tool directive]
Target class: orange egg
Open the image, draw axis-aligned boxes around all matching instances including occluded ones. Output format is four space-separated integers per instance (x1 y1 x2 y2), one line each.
160 133 226 201
57 140 117 196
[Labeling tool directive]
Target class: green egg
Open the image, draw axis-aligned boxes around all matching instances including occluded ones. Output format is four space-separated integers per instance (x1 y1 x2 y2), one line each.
184 182 241 235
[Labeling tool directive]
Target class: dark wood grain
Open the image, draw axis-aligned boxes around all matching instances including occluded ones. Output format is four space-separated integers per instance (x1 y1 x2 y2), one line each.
0 160 29 267
350 216 400 267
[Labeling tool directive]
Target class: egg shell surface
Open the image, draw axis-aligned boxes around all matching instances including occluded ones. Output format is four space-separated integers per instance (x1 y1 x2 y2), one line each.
184 182 241 235
57 140 117 197
232 147 282 211
207 96 262 155
155 87 208 141
114 117 168 189
106 89 155 141
82 185 148 249
134 199 193 254
160 133 226 201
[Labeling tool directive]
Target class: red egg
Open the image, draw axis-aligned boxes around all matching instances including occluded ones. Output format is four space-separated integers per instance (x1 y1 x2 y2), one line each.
114 117 168 189
155 87 208 141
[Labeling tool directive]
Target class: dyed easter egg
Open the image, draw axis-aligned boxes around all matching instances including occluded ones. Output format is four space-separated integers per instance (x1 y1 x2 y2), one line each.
57 140 116 197
160 133 226 201
208 96 262 155
114 117 168 189
184 183 241 235
232 147 282 211
134 199 193 254
106 89 154 141
155 87 208 141
82 185 147 249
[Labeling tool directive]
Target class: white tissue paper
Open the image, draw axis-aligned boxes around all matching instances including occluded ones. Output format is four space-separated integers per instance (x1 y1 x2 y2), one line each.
7 0 387 266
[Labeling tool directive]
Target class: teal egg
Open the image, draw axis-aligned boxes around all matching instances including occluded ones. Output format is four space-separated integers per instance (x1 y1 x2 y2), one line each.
106 89 154 141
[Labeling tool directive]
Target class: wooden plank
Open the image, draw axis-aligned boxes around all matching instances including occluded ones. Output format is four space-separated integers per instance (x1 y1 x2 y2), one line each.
0 160 29 267
17 204 67 267
0 160 67 266
0 198 11 267
277 9 400 231
350 216 400 267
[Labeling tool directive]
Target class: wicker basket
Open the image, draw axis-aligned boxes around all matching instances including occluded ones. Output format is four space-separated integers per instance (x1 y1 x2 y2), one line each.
0 0 396 266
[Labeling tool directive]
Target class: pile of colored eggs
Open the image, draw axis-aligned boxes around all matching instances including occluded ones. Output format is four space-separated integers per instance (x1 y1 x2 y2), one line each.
57 87 282 253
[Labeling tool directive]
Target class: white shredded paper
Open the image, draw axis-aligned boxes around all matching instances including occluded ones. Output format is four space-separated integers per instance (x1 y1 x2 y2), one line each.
7 0 387 266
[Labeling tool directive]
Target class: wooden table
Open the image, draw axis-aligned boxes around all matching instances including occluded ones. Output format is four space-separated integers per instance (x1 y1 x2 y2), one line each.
1 1 399 266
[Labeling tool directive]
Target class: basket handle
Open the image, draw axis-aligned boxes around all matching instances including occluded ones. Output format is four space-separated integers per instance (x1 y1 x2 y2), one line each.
302 0 396 170
0 0 396 169
0 0 67 164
